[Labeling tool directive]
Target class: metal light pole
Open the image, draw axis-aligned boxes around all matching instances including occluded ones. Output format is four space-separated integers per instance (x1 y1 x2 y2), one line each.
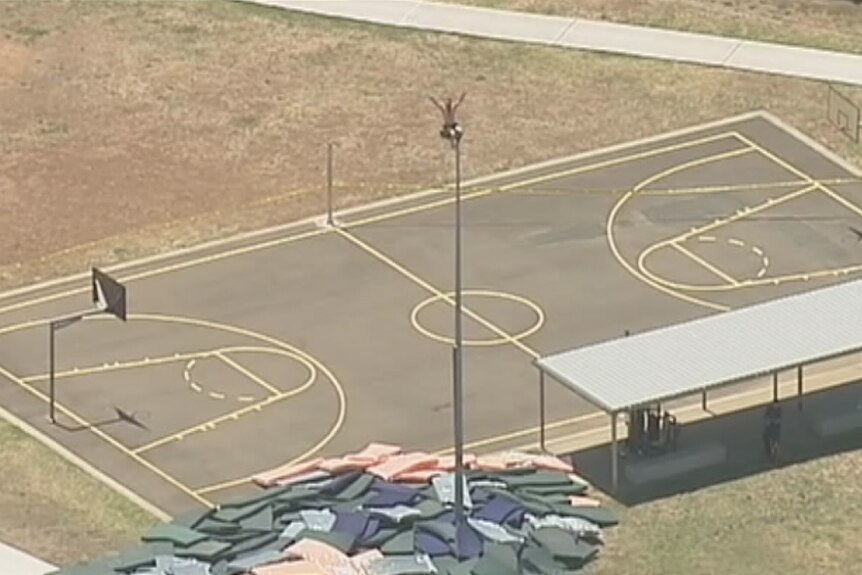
431 93 466 540
326 142 335 227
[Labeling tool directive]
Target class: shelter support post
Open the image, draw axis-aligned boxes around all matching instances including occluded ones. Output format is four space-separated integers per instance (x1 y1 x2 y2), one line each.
48 320 56 424
772 371 778 402
797 365 804 410
701 389 707 411
539 369 546 452
610 411 619 493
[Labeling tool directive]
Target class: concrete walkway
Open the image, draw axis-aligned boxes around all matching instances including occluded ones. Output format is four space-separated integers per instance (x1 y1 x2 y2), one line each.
0 541 54 575
245 0 862 87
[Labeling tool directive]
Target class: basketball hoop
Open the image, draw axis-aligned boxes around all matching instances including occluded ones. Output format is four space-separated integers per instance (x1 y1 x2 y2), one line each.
827 85 860 143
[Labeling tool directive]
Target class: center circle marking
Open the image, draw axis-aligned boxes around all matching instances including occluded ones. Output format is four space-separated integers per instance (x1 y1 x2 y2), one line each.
410 290 544 347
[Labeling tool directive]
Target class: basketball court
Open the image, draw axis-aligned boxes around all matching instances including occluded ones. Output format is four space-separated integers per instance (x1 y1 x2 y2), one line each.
1 111 861 516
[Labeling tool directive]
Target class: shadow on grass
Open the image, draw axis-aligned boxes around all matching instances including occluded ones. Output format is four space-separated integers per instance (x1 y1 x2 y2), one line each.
566 380 862 506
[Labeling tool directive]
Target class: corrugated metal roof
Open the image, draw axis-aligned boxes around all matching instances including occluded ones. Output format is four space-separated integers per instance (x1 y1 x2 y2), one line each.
536 278 862 413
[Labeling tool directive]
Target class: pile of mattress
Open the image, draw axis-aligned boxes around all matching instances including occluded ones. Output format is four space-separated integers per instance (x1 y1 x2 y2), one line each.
52 443 618 575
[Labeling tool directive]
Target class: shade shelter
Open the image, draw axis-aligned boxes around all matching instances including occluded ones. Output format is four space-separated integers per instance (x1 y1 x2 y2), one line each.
535 278 862 491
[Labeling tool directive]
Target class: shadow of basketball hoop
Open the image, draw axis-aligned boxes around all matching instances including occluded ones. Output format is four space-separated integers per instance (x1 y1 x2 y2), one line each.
55 406 150 433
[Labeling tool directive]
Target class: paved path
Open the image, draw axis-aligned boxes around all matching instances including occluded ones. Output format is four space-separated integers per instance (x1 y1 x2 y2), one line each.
246 0 862 87
1 541 54 575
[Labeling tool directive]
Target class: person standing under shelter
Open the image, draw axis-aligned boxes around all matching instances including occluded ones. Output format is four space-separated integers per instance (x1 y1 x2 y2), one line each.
763 398 782 459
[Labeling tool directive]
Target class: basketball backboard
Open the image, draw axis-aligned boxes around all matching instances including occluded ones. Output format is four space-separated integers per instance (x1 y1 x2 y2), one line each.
827 85 860 143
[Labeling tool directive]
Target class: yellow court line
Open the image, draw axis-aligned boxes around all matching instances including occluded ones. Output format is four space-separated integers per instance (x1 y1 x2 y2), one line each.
0 227 330 318
20 351 201 383
0 363 213 508
0 129 775 501
671 184 817 244
343 131 743 230
633 131 862 297
670 242 738 286
189 135 862 491
196 477 245 495
605 145 758 312
18 345 311 384
631 145 755 195
818 184 862 221
133 361 318 456
0 131 742 322
732 132 813 183
431 409 608 456
410 289 545 347
215 351 281 396
637 177 859 196
132 394 282 455
645 260 862 292
73 313 342 465
132 349 317 454
734 132 862 229
114 313 346 494
493 132 742 195
638 184 819 293
509 178 850 198
335 227 540 360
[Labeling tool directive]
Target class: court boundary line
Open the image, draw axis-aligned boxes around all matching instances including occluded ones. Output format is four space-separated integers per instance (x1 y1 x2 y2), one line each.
0 362 214 508
511 177 859 197
439 124 862 458
0 312 344 509
48 127 755 500
0 111 772 310
0 110 856 516
201 128 761 493
508 121 862 463
0 401 171 521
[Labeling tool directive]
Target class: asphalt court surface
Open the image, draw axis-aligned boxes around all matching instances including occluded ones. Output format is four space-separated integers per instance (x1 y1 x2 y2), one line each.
2 112 862 516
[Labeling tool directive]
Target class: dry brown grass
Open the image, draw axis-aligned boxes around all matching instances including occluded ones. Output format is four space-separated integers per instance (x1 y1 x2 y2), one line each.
453 0 862 54
594 449 862 575
1 0 861 292
3 0 862 566
0 419 158 566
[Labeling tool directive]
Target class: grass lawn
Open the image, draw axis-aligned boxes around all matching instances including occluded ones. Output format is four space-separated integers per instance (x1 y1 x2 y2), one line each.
450 0 862 54
595 449 862 575
2 0 862 568
0 419 158 566
1 0 862 293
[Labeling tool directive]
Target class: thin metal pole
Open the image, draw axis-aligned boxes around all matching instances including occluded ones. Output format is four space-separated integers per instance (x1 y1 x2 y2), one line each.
772 371 779 402
452 138 465 538
48 321 56 424
539 370 546 452
701 389 707 411
326 143 334 226
45 309 98 425
610 412 619 492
